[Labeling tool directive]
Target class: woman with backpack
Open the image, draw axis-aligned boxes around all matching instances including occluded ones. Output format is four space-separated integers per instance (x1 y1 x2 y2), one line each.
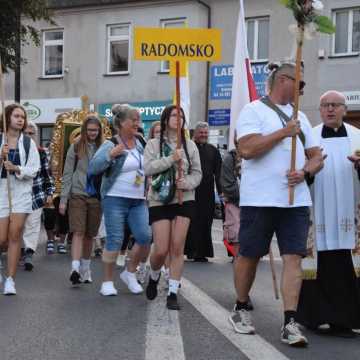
88 104 150 296
144 105 202 310
59 115 104 286
0 104 40 295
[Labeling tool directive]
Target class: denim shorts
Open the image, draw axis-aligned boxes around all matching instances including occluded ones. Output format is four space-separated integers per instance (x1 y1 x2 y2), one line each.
238 206 310 258
102 196 151 252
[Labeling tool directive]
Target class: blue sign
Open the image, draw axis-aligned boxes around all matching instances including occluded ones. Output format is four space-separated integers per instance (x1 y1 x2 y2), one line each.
208 109 230 126
210 65 233 100
210 63 269 100
251 63 270 98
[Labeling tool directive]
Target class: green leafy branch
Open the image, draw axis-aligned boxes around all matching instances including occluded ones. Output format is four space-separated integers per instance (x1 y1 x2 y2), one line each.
280 0 335 34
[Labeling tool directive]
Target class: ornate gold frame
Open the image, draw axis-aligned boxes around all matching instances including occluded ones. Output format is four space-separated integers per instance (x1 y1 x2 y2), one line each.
50 103 112 196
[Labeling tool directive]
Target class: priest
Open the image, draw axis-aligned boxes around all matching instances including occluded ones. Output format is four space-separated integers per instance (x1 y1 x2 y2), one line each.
185 122 222 262
298 90 360 337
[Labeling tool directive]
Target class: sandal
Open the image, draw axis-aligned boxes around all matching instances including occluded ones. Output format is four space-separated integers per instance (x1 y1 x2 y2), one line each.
47 241 55 255
57 243 67 254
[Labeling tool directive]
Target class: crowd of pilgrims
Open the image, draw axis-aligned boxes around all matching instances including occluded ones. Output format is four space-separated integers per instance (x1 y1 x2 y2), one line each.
1 89 360 346
0 102 222 311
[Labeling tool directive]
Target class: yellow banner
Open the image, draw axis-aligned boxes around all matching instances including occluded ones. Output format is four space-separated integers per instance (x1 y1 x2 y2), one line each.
134 28 222 62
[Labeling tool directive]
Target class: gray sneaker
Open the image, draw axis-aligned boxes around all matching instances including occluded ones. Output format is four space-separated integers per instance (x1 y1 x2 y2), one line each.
24 252 34 271
228 307 255 334
281 319 308 346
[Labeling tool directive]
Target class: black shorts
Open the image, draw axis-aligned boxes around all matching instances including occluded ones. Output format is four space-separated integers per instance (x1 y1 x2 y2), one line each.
149 201 196 225
238 206 310 258
43 197 69 234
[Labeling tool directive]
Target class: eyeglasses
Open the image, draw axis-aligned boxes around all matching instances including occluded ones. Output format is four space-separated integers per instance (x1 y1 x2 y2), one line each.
282 75 306 90
320 102 346 109
87 128 99 133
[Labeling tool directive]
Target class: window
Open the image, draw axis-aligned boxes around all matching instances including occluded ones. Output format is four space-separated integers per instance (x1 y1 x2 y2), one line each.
107 24 131 74
160 19 186 72
333 8 360 55
42 30 64 77
39 126 54 147
246 17 269 62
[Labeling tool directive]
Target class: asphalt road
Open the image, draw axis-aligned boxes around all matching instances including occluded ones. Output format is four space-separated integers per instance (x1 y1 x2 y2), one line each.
0 220 359 360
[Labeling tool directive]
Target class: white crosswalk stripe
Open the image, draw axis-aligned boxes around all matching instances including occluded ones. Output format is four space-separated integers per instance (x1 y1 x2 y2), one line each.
145 287 186 360
181 277 290 360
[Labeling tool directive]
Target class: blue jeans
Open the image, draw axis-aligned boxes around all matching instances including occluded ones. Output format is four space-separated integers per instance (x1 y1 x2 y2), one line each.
102 196 151 252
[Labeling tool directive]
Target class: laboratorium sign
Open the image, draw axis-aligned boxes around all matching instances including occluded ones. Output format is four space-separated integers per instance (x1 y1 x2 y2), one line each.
134 28 222 62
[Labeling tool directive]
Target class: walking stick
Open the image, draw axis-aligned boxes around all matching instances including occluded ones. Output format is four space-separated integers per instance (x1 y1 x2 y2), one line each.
175 61 183 205
269 246 279 300
0 56 12 213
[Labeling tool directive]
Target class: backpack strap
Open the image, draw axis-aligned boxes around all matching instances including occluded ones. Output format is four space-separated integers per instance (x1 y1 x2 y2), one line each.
135 134 146 148
260 96 306 147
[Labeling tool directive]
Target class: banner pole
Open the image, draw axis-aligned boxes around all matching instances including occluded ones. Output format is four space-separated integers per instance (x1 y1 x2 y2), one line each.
175 61 183 205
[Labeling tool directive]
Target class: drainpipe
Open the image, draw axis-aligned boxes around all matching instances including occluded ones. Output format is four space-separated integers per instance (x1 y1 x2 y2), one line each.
197 1 211 122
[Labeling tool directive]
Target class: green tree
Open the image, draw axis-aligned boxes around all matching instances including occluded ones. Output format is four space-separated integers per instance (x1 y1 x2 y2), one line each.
0 0 55 72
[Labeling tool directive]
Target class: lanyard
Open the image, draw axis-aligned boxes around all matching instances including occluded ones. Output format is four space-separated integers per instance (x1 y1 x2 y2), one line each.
119 136 142 169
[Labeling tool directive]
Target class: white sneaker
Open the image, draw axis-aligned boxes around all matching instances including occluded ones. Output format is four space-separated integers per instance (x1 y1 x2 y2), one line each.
99 281 118 296
80 267 92 283
228 307 255 334
281 318 308 346
116 254 126 267
3 277 16 295
120 270 143 294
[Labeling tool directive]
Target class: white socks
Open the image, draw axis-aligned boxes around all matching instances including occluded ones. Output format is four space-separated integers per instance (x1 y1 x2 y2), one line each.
168 279 180 295
72 260 80 272
150 267 161 281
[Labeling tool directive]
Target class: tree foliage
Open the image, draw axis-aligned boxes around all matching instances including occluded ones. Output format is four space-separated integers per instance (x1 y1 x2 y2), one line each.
0 0 55 72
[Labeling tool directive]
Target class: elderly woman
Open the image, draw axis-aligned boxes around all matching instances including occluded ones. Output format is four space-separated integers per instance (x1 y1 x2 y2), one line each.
88 104 150 296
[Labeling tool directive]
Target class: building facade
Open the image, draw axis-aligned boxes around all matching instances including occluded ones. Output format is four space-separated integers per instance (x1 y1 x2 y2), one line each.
3 0 360 145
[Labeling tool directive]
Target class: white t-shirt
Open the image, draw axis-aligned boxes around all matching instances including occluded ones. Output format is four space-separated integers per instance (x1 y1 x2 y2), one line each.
236 100 318 208
107 148 145 199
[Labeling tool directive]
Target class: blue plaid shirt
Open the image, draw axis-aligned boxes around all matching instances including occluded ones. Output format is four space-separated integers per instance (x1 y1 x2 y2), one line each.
32 148 55 210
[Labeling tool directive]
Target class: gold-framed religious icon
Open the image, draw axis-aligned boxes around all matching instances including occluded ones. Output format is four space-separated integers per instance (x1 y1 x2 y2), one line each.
50 96 112 196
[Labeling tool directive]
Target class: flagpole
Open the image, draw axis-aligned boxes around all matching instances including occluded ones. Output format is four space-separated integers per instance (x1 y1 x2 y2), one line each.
175 61 183 205
289 25 304 205
0 57 13 213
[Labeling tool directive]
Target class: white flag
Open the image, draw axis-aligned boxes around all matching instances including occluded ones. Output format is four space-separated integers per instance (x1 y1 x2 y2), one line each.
229 0 258 149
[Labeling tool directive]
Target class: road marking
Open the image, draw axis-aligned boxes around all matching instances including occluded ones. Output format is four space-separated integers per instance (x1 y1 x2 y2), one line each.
181 278 290 360
145 287 186 360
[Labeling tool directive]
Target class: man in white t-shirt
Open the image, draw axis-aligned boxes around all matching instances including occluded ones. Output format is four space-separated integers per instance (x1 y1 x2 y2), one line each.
228 62 324 347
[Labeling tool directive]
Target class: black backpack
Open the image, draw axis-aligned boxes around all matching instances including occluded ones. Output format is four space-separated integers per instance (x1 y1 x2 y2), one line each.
0 133 31 164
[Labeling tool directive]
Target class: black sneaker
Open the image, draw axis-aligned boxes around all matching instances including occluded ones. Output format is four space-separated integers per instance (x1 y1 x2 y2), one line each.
24 251 34 271
146 275 160 300
70 270 81 285
246 297 254 311
166 293 180 310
